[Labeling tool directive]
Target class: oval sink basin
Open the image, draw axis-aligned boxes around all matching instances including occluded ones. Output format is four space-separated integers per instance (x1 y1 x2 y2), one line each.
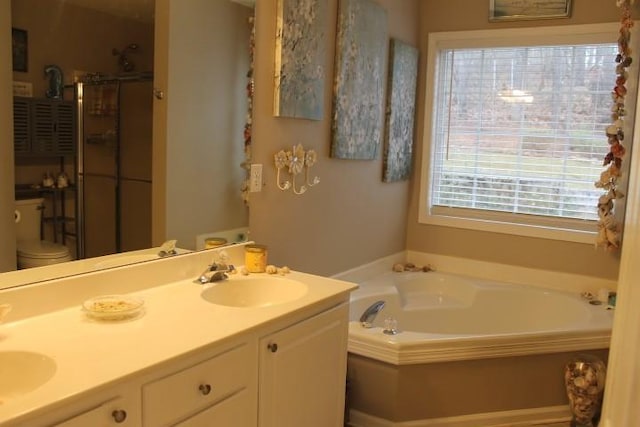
201 277 308 308
0 351 56 403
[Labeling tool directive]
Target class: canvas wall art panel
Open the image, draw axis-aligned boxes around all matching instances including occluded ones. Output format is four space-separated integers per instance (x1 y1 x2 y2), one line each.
383 39 418 182
331 0 388 159
274 0 327 120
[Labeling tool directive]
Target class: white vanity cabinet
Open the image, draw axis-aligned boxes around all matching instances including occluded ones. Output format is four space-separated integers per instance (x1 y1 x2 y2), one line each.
258 303 349 427
45 385 141 427
0 261 357 427
141 341 257 427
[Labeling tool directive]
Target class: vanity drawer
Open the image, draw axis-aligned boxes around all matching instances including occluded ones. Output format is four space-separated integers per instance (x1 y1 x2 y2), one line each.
142 343 253 426
53 394 140 427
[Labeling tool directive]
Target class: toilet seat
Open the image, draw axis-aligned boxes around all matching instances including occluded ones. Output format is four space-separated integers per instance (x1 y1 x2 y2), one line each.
17 240 71 259
17 240 73 269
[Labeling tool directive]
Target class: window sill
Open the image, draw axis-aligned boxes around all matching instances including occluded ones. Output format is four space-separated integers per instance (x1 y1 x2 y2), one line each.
419 210 597 244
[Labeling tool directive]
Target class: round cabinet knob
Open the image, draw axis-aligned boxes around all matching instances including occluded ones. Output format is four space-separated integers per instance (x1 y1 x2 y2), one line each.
268 342 278 353
199 384 212 395
111 409 127 423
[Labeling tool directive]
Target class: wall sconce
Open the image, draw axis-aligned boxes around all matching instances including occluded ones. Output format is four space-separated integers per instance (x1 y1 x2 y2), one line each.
274 143 320 195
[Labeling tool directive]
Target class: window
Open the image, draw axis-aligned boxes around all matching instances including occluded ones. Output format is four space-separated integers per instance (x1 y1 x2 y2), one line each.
419 24 632 243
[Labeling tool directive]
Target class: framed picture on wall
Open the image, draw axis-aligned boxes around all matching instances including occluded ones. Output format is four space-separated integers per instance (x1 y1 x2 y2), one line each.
489 0 572 22
331 0 388 160
12 28 28 72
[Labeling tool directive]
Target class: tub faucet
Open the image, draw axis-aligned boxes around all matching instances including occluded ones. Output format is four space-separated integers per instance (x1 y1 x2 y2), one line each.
197 262 235 284
359 300 385 328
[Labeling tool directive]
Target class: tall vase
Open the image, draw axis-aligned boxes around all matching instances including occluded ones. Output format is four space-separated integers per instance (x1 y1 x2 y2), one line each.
564 354 607 427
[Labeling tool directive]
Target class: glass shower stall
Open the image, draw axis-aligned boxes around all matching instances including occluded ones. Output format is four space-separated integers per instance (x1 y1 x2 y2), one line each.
75 73 153 259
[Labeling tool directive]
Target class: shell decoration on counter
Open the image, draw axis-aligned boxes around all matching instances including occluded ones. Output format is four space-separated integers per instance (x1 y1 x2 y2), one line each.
240 265 291 276
82 295 144 321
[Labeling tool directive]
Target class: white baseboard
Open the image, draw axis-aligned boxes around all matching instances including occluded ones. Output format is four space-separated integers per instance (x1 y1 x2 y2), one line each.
348 406 571 427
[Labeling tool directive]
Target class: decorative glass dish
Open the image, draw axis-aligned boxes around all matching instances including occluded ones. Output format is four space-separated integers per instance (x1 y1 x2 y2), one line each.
83 295 144 321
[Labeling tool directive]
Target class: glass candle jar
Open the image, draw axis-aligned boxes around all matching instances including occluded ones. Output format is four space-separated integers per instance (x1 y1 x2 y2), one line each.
205 237 227 249
245 244 267 273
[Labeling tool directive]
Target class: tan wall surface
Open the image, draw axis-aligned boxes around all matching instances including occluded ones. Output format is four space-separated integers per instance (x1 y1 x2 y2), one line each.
153 0 250 250
11 0 154 97
407 0 640 280
250 0 420 276
0 0 16 272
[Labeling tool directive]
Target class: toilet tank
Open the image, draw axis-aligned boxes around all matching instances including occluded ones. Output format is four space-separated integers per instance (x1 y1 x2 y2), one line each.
15 198 44 242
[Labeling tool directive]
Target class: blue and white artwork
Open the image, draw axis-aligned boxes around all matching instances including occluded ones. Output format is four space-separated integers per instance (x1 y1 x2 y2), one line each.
383 39 418 182
274 0 326 120
331 0 388 160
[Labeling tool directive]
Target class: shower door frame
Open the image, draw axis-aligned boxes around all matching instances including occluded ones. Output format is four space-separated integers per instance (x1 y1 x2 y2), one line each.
74 73 153 260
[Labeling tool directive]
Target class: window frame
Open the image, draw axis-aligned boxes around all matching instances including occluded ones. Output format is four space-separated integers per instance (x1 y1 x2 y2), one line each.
418 23 633 244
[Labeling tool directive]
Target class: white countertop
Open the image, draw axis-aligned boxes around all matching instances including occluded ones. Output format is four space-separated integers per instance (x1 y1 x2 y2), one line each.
0 249 357 425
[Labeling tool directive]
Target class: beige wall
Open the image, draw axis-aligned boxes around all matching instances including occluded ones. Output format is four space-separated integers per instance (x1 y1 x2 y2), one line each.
250 0 420 276
406 0 638 280
11 0 154 96
152 0 251 250
0 0 16 272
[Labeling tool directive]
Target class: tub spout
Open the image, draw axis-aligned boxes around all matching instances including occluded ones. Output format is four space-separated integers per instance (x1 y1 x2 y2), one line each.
359 300 385 328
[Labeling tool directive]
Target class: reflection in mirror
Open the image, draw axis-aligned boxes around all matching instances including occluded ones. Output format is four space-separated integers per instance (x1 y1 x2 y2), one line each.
2 0 253 289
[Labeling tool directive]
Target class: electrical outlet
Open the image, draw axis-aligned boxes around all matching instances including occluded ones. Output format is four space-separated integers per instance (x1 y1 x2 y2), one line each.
250 163 263 192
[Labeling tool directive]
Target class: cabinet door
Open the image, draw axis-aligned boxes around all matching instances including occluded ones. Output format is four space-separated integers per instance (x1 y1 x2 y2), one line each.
31 100 76 155
174 388 253 427
52 393 141 427
259 303 349 427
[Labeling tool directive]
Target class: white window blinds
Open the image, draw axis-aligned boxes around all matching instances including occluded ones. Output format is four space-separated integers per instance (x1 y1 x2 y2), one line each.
431 43 617 227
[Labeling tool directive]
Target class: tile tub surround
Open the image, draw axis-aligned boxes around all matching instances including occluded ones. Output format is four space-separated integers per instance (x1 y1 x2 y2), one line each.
0 245 357 425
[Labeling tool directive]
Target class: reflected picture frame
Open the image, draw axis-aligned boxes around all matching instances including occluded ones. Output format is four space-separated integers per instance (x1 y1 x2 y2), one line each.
489 0 572 22
12 28 28 72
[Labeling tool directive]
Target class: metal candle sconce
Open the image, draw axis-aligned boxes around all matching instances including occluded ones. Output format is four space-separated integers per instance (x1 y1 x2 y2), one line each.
274 144 320 195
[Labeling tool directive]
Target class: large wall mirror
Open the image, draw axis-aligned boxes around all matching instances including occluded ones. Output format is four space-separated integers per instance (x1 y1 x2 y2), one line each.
1 0 253 288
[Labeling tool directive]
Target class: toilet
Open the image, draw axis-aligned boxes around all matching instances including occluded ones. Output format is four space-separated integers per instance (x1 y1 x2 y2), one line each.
15 198 73 269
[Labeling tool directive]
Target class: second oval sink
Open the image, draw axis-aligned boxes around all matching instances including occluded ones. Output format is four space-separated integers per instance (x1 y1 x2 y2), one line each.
201 276 308 308
0 351 57 403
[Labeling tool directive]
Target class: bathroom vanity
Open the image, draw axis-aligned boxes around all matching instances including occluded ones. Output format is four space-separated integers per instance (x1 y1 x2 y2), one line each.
0 245 357 426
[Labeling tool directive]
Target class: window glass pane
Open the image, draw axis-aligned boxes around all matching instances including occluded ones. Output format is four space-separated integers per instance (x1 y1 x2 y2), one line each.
431 44 617 222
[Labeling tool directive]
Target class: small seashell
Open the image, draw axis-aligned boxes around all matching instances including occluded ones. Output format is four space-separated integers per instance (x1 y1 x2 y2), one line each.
265 265 278 274
279 266 291 274
240 267 250 275
392 263 404 272
573 377 587 388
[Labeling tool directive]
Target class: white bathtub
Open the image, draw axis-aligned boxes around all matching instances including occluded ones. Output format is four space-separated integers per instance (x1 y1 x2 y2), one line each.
348 271 614 365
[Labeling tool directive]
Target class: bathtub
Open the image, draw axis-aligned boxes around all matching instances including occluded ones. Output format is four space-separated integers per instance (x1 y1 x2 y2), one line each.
348 270 613 365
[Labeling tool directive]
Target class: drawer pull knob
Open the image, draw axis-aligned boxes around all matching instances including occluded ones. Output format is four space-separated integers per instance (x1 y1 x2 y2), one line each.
199 383 212 395
112 409 127 423
268 342 278 353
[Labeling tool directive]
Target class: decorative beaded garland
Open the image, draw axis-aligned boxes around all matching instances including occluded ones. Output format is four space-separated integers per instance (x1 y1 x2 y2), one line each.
595 0 634 250
241 15 256 205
